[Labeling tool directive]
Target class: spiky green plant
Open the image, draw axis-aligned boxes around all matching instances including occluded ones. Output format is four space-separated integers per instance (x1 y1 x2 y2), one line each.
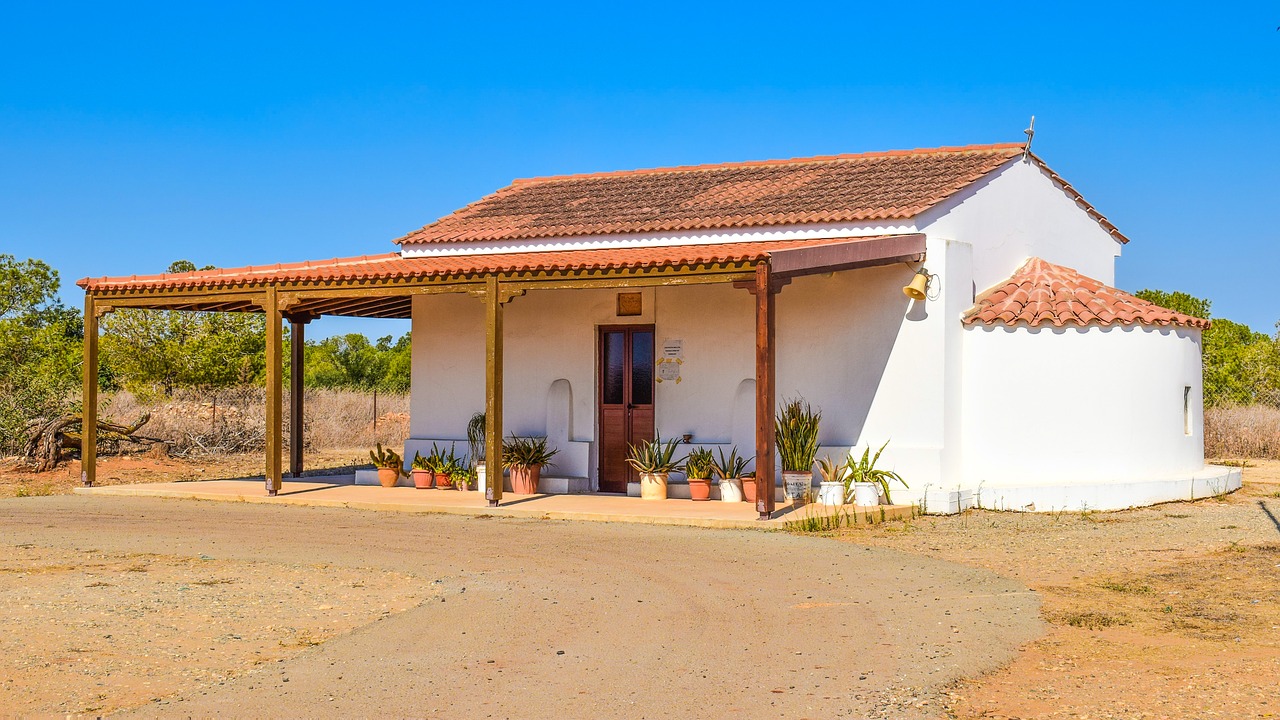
683 447 715 480
816 455 848 484
625 434 682 474
711 446 751 481
501 435 558 469
844 440 907 504
775 398 821 472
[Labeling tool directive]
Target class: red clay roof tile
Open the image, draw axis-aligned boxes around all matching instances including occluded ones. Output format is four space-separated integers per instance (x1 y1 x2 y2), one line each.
963 258 1210 330
77 236 902 293
396 143 1126 245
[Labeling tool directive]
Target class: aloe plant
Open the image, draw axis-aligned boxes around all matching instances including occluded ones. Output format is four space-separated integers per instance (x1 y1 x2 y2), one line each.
625 435 682 474
683 447 715 480
816 455 848 484
776 398 821 472
844 441 907 504
501 435 558 469
711 447 751 481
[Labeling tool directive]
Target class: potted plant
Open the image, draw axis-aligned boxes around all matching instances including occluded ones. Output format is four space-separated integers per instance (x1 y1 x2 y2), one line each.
626 435 682 500
467 411 486 488
451 464 474 491
683 447 715 501
502 435 557 494
711 447 751 503
369 443 406 488
776 398 821 505
410 451 434 489
434 444 461 489
816 455 849 506
740 471 757 503
845 440 907 506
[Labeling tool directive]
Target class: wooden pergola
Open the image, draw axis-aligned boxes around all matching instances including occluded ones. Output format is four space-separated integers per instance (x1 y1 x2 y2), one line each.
79 233 924 520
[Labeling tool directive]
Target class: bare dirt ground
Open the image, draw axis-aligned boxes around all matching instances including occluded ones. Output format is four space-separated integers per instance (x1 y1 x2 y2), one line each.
844 460 1280 719
0 495 1038 719
2 454 1278 718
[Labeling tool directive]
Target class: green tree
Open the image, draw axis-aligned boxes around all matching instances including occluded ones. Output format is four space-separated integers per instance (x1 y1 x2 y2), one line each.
100 260 265 396
1137 288 1280 406
0 255 83 452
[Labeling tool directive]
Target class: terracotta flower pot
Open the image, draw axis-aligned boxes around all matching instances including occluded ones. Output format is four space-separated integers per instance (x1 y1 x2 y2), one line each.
510 465 541 494
411 469 433 489
742 477 758 503
639 472 668 500
433 471 453 489
687 477 712 501
376 467 399 488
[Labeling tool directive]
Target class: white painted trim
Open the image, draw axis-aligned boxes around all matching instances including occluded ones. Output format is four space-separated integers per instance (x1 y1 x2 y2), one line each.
399 221 918 257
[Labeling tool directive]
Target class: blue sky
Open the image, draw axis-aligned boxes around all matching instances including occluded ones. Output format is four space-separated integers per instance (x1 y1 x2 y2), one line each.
1 1 1276 337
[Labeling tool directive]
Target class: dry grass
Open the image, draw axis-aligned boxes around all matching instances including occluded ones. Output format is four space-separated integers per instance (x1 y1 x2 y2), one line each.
1205 404 1280 459
102 388 408 457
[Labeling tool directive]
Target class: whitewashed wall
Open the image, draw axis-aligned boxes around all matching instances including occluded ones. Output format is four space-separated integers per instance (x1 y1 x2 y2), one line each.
409 263 959 487
961 323 1205 488
918 158 1123 293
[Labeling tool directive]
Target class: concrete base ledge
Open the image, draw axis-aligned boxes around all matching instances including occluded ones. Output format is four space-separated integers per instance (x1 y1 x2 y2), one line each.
968 465 1243 513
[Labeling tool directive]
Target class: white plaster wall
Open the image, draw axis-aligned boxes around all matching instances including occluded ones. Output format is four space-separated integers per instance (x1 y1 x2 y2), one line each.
961 323 1205 487
918 158 1122 294
409 266 963 489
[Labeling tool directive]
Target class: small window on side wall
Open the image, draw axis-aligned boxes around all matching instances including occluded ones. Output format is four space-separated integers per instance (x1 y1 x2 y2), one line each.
1184 386 1192 436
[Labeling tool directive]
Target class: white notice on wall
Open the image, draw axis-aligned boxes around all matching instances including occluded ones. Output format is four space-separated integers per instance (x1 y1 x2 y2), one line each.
657 360 682 383
662 338 684 360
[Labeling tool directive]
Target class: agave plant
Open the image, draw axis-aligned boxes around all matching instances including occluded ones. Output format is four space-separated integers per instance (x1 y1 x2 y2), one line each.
625 434 682 474
683 447 715 480
816 455 848 484
710 446 751 481
844 440 907 504
775 398 821 472
501 435 558 469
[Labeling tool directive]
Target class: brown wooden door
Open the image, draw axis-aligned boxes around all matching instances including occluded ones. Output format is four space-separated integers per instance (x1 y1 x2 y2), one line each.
598 326 655 493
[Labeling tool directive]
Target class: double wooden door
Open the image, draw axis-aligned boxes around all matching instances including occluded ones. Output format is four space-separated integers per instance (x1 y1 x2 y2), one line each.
598 326 655 493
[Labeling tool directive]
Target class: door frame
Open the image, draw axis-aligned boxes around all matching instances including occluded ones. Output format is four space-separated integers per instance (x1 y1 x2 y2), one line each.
596 323 656 493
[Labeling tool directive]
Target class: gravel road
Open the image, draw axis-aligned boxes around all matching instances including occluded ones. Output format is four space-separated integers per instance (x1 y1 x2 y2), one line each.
0 496 1041 718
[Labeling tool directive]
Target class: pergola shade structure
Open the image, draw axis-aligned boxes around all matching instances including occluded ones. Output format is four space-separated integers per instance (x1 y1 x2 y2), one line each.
78 233 924 519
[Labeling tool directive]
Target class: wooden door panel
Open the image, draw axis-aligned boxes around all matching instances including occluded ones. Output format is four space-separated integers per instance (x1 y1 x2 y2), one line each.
598 326 655 493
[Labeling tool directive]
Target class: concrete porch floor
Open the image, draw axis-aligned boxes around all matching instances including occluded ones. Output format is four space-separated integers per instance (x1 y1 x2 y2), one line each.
74 478 915 530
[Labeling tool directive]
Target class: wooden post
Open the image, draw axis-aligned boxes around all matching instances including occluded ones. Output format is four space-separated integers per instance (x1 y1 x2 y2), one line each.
81 294 99 487
265 288 283 495
484 276 504 507
289 317 306 477
754 262 777 520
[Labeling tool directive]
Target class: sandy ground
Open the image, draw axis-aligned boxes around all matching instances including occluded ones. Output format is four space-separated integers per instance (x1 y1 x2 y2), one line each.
0 494 1038 719
2 453 1278 717
846 460 1280 719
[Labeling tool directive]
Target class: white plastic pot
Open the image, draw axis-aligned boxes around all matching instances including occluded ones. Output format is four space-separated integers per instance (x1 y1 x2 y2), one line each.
719 477 744 502
818 481 846 506
476 463 487 494
852 481 880 507
783 471 812 504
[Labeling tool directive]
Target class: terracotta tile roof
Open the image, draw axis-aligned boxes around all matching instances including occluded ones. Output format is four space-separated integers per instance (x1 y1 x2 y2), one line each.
963 258 1210 330
77 235 906 293
397 143 1044 245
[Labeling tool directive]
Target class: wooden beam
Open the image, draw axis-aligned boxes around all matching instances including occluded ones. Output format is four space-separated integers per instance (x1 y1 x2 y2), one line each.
512 270 755 292
767 234 927 278
484 276 504 507
81 294 98 487
264 287 283 495
754 262 777 520
289 318 305 477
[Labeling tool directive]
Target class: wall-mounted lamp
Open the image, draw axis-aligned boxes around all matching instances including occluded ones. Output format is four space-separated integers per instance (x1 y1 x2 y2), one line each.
903 268 933 301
